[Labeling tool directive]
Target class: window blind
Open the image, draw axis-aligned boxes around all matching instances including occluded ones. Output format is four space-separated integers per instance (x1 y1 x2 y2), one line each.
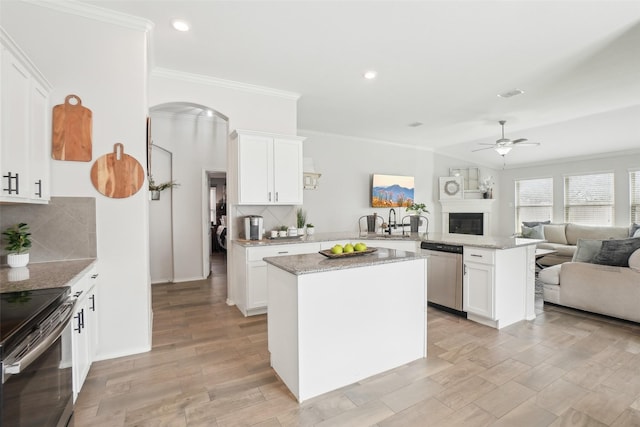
564 173 614 226
515 178 553 231
631 170 640 224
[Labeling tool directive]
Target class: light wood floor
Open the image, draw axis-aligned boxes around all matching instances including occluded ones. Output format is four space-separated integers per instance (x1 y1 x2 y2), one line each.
75 254 640 426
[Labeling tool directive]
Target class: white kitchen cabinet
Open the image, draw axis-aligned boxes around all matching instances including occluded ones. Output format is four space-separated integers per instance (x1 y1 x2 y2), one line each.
70 265 99 402
463 245 529 329
0 28 51 203
233 130 304 205
233 242 319 316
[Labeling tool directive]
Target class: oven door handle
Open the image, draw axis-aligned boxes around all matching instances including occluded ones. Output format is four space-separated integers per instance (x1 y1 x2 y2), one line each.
3 299 76 380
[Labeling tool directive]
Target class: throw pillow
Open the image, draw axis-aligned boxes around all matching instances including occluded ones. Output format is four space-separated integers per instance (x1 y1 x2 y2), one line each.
629 223 640 238
522 220 551 228
521 224 545 239
634 228 640 238
572 238 603 263
592 237 640 267
543 224 567 244
629 249 640 272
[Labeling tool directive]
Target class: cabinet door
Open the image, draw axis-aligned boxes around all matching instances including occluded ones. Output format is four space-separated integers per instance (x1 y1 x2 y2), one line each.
71 293 90 401
87 273 99 360
247 261 268 309
238 134 273 204
463 262 494 319
1 47 30 201
29 81 49 201
272 138 302 204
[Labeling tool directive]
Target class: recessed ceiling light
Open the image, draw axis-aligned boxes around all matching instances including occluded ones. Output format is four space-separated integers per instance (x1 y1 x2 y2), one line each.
363 71 377 80
172 19 190 32
497 88 524 98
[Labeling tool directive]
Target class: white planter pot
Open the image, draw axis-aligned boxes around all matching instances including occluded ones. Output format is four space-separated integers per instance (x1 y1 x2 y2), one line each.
7 252 29 268
306 227 315 235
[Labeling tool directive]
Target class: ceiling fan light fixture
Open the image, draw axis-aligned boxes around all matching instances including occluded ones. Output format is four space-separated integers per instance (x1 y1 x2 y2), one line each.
172 19 190 32
495 146 512 156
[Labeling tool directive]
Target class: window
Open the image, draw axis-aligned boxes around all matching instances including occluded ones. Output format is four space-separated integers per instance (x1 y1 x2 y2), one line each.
564 173 614 225
515 178 553 230
632 170 640 224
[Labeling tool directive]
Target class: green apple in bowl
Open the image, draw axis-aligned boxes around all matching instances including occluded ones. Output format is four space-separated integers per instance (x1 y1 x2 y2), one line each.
343 243 354 253
354 242 367 252
330 244 343 254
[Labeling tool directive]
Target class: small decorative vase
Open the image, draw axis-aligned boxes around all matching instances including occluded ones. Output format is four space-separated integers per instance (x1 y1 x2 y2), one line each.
306 227 315 235
150 190 161 200
483 192 489 199
7 253 29 268
278 230 288 238
298 227 305 235
409 215 421 233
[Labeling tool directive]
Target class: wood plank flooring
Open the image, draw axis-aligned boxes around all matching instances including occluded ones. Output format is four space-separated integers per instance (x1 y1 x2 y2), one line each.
75 254 640 426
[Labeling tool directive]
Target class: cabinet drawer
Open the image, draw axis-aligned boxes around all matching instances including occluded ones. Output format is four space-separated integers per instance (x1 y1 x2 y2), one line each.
247 243 318 261
464 247 495 265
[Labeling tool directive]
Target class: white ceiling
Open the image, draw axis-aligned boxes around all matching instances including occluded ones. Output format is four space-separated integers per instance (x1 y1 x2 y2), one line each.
82 0 640 168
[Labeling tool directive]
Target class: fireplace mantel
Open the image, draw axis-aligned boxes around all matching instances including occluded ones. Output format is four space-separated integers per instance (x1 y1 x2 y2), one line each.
440 199 495 235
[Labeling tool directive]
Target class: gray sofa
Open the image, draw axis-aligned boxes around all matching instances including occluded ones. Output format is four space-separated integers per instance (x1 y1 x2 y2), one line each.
535 223 631 266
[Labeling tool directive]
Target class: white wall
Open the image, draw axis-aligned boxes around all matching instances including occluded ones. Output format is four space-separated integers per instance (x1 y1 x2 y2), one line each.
300 131 436 233
150 112 227 282
1 3 152 359
497 152 640 236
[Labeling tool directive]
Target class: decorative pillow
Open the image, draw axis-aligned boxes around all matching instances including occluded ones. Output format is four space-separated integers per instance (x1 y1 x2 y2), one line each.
543 224 567 244
634 228 640 238
629 249 640 272
522 224 545 239
629 223 640 238
592 237 640 267
522 220 551 228
572 238 603 263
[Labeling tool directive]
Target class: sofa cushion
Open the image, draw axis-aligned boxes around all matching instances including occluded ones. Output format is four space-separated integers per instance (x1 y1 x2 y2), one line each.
629 249 640 272
543 224 567 244
536 243 576 257
565 223 629 245
522 224 545 239
634 229 640 238
572 238 603 263
538 264 561 285
523 220 551 228
592 237 640 267
629 223 640 237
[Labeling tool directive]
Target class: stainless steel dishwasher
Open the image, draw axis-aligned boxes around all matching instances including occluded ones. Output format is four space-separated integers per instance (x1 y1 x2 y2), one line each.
420 241 466 317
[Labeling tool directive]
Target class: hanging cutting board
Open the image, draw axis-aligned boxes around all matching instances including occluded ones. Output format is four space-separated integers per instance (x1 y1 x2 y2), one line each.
90 143 144 198
52 94 92 161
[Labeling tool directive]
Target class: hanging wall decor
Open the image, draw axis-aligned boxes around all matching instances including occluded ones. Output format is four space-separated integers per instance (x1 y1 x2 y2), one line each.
52 94 93 161
90 143 144 198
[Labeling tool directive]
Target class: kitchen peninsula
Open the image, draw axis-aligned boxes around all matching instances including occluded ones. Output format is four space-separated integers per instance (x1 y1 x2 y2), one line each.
264 248 427 402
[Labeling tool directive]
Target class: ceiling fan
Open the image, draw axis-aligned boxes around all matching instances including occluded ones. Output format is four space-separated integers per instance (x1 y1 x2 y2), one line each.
473 120 540 156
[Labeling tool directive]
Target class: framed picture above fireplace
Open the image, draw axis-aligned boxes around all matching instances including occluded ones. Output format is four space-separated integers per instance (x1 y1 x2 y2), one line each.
439 176 464 200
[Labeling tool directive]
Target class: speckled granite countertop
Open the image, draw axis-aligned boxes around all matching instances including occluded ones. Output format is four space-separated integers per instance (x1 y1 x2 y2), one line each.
422 233 543 249
0 259 96 293
263 247 427 275
233 231 426 247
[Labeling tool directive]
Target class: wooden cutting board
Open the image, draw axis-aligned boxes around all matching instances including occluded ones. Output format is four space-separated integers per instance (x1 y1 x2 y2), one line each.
90 143 144 198
52 94 92 161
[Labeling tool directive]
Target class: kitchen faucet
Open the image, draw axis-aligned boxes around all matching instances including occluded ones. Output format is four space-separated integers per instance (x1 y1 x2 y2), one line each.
388 208 396 234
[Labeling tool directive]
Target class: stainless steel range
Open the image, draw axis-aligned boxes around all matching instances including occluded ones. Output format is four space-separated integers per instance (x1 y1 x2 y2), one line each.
1 287 76 427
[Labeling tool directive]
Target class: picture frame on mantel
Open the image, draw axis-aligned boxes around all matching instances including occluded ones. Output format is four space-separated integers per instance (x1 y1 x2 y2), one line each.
439 176 464 200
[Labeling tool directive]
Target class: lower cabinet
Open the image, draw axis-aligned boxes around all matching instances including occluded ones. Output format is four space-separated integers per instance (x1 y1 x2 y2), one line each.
463 261 494 319
71 265 99 402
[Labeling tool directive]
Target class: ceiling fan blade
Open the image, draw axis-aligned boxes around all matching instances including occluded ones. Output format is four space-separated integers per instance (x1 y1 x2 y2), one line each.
477 142 497 146
513 141 540 147
471 146 496 152
512 138 528 143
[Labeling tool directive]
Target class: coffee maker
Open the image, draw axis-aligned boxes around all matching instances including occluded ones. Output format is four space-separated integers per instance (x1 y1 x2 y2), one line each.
244 215 264 240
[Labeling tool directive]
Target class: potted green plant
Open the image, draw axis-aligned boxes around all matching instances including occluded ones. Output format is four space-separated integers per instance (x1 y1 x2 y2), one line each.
406 203 429 232
306 223 315 235
148 175 179 200
278 225 288 238
296 208 307 235
3 222 32 268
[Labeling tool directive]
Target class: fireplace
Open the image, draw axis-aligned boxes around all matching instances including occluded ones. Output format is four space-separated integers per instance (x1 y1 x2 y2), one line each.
449 213 483 235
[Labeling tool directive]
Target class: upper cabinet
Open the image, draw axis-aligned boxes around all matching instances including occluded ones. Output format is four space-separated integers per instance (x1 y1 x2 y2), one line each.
232 130 304 205
1 28 52 204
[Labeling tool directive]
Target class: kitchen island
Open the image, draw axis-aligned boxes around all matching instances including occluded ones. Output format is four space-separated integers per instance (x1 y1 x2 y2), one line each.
264 248 427 402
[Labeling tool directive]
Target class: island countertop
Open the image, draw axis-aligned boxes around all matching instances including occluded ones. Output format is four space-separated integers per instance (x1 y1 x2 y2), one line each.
233 231 425 247
421 233 543 249
0 258 96 293
263 247 426 275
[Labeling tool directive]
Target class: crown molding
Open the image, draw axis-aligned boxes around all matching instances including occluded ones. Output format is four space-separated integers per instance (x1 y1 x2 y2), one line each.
22 0 153 32
151 67 300 101
298 129 434 152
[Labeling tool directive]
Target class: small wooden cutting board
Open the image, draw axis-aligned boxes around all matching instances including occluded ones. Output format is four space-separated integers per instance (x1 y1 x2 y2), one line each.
52 94 92 161
90 143 144 198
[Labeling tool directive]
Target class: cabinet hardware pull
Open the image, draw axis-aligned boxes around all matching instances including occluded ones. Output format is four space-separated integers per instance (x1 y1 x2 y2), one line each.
80 308 85 330
3 172 19 195
89 295 95 311
268 192 272 202
91 274 99 279
470 254 482 258
74 291 83 298
275 192 279 202
277 251 289 254
464 264 467 275
35 179 42 197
